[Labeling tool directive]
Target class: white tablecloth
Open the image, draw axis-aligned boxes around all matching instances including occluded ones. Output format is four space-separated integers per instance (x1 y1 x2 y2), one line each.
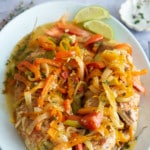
0 0 149 60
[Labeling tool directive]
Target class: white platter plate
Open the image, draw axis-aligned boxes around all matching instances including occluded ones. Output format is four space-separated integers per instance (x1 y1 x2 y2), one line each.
0 1 150 150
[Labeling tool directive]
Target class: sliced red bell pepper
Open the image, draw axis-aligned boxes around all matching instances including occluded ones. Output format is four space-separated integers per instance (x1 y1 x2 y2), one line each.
86 62 105 69
55 51 75 59
80 112 102 130
75 143 84 150
84 34 103 47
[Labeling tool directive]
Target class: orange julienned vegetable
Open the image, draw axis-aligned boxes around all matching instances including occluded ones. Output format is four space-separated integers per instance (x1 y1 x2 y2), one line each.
115 43 132 54
17 60 41 80
64 99 72 113
55 51 76 59
84 34 103 47
34 58 60 67
77 107 97 115
132 69 147 76
37 75 55 107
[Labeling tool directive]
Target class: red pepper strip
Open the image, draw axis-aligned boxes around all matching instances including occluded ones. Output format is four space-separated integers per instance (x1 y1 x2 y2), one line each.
80 112 102 130
17 61 41 80
86 62 105 69
115 43 132 55
37 75 54 107
56 21 91 37
55 51 76 59
75 144 84 150
45 27 64 38
84 34 103 47
34 58 61 67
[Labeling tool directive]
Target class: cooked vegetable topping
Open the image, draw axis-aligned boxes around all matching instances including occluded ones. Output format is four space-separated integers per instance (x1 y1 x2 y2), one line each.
4 9 146 150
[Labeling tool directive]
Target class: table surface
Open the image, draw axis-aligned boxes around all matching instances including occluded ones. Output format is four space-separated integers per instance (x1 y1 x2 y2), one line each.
0 0 149 61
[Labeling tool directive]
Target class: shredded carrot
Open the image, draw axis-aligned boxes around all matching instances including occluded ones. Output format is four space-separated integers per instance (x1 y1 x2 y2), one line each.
37 75 55 107
17 61 41 80
49 108 63 121
66 134 95 148
77 107 97 115
129 125 134 140
34 58 61 67
64 99 72 114
87 69 102 81
132 69 147 76
115 43 132 55
55 51 76 59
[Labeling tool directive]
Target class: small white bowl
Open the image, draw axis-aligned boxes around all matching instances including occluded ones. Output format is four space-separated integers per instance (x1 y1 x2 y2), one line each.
119 0 150 31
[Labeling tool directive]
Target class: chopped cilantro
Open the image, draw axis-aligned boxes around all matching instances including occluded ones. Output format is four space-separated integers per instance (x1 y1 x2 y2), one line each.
138 12 144 19
137 4 141 9
134 20 140 24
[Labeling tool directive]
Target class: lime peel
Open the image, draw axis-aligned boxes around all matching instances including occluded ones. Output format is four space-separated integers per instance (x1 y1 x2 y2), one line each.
74 6 110 24
83 20 114 40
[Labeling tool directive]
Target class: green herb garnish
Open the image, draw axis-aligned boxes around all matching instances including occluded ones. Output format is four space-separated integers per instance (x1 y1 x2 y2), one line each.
137 4 141 9
138 12 144 19
134 20 140 24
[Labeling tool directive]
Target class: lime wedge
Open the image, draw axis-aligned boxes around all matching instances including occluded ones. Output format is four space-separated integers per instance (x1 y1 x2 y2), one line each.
83 20 114 40
74 6 110 24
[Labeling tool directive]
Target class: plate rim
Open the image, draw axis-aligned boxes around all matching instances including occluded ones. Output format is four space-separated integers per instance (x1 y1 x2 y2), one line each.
0 1 150 150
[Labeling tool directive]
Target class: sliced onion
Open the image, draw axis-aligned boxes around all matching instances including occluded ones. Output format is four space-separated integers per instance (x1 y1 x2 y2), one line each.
73 56 84 80
24 91 32 108
101 67 112 81
102 79 124 129
88 76 100 94
26 112 50 135
84 140 94 150
110 107 124 129
40 63 50 78
74 81 86 96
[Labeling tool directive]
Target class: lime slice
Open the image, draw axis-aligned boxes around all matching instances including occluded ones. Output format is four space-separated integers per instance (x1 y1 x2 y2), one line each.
83 20 114 39
74 6 110 23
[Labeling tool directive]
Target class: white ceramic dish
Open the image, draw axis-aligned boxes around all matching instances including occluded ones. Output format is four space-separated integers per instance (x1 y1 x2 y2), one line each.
0 1 150 150
119 0 150 31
